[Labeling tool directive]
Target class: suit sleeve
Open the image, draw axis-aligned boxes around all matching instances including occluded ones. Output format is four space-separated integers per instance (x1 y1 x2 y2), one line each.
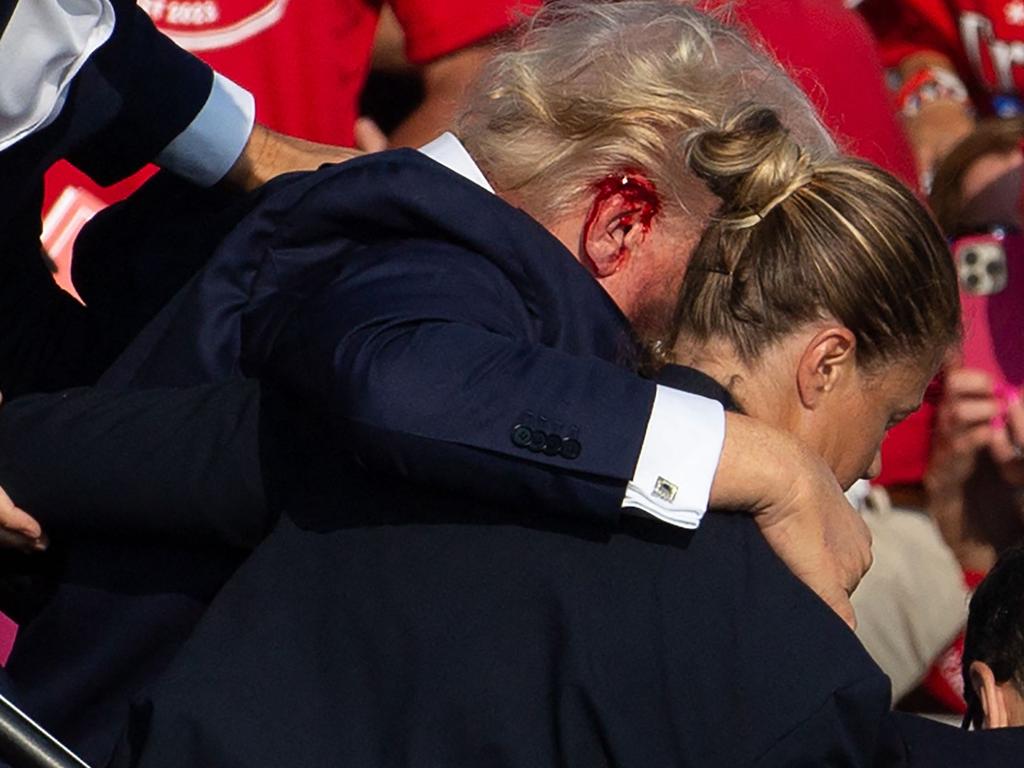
0 0 216 214
245 239 656 523
0 381 274 549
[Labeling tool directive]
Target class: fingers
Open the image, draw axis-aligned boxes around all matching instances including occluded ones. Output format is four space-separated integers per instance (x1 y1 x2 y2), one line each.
991 398 1024 471
944 368 994 399
354 117 389 153
0 485 46 551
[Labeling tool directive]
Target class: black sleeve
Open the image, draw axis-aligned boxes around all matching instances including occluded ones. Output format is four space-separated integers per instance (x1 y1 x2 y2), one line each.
247 238 655 524
65 0 215 185
0 0 215 221
0 381 275 549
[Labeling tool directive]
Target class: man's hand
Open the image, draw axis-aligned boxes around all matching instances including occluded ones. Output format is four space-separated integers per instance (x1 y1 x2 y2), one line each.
709 413 872 629
224 124 363 192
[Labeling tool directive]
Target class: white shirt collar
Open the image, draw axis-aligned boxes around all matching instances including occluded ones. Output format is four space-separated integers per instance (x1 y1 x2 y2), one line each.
418 132 494 194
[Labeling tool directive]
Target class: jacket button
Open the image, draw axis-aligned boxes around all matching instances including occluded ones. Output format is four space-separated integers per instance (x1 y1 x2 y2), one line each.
511 425 532 448
528 430 548 452
560 438 582 459
543 433 563 456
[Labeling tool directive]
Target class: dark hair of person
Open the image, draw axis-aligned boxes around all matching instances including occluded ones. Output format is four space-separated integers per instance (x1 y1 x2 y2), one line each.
962 545 1024 729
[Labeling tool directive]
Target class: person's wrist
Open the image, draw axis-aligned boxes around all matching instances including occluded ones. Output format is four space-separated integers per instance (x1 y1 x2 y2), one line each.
709 412 809 513
222 123 269 191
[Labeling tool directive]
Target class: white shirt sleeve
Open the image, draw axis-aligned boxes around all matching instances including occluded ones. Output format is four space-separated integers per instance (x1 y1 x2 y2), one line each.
0 0 115 152
154 71 256 186
622 385 726 529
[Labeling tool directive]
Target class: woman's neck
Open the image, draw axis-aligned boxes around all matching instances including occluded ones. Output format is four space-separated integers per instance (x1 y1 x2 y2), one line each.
671 338 790 426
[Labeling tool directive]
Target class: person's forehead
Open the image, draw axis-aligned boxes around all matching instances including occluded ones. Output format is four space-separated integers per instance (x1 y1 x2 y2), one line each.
960 150 1024 230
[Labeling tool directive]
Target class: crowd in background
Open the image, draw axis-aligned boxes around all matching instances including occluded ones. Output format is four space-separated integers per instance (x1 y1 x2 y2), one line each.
4 0 1024 765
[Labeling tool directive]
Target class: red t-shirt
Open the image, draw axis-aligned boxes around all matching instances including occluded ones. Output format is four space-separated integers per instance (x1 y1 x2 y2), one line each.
42 0 528 289
860 0 1024 109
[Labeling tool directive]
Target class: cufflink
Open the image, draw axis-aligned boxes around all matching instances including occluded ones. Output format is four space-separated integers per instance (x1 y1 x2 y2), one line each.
653 477 677 503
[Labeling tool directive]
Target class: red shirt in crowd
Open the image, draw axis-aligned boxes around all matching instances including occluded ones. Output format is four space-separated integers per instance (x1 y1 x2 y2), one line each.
860 0 1024 112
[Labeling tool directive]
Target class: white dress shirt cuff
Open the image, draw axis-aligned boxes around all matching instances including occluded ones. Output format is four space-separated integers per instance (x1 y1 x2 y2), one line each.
622 385 725 529
154 72 255 187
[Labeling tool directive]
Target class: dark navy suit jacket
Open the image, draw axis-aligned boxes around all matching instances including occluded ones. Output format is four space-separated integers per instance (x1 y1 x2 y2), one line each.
108 368 1024 767
101 149 661 519
0 150 660 764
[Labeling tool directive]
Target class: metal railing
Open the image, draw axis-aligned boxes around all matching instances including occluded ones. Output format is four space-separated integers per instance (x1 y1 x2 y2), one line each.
0 694 89 768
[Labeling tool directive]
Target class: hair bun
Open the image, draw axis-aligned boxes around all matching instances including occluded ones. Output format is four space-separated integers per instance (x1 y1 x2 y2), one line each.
684 104 814 226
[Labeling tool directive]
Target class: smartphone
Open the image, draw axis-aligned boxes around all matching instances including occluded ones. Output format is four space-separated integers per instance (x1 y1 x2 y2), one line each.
955 227 1024 426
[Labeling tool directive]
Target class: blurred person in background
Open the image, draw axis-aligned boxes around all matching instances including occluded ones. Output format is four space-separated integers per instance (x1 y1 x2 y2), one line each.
893 116 1024 717
962 545 1024 729
858 0 1024 185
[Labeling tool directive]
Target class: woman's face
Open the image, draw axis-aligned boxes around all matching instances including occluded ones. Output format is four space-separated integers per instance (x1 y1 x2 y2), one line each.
794 359 937 490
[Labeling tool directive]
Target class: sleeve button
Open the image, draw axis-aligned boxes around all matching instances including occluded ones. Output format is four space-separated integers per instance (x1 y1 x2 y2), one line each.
528 430 548 452
560 438 582 459
543 433 563 456
511 425 533 448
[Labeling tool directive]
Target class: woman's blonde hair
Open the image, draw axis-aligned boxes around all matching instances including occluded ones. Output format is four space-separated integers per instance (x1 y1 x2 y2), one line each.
457 0 834 223
669 104 961 371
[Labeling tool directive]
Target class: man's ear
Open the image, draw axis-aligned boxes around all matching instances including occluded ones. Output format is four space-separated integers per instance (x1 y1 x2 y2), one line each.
970 660 1010 729
580 175 660 278
795 326 857 409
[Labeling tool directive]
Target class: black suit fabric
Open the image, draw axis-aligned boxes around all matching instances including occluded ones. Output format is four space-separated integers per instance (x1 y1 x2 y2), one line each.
99 150 658 521
0 151 655 764
108 367 1023 767
0 381 276 766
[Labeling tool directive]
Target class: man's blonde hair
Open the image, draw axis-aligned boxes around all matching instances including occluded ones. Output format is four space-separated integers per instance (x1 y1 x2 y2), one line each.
457 0 834 222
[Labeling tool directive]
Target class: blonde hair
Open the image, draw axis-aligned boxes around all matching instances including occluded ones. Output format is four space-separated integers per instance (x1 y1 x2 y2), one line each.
670 104 961 370
457 0 834 223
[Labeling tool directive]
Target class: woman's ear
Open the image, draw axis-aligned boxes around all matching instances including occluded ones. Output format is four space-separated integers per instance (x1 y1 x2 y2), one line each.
795 326 857 409
970 660 1010 729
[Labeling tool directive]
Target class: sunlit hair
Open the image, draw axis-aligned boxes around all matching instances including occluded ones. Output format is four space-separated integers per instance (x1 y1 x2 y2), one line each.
668 104 961 371
457 0 834 223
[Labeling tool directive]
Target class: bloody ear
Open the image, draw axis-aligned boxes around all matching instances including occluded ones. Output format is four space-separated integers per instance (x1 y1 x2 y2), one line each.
588 173 662 233
581 172 661 276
